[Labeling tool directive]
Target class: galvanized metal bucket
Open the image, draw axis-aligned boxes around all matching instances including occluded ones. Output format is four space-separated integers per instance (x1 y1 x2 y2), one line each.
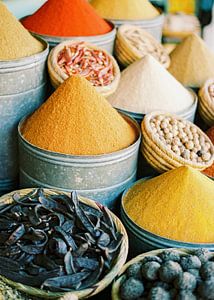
121 178 214 257
0 37 49 195
109 14 164 42
28 21 116 54
115 89 198 124
18 113 141 210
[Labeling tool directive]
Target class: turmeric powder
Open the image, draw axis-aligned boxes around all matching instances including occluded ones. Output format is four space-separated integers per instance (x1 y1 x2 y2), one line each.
123 166 214 243
22 76 137 155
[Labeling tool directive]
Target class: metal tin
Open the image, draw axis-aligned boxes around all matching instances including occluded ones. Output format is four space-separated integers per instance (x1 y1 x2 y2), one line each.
115 89 198 124
109 14 164 42
18 113 141 210
121 178 214 257
29 21 116 54
0 38 49 195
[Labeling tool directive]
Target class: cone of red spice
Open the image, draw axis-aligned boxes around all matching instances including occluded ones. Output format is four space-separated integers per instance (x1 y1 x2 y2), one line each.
203 126 214 178
22 0 112 37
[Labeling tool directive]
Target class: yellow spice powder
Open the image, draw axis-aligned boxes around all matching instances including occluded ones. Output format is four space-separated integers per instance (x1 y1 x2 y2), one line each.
90 0 159 20
0 3 44 60
124 166 214 243
22 76 137 155
168 33 214 87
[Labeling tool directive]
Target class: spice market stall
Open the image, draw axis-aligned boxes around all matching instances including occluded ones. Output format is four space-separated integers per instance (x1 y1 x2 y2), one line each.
0 0 214 299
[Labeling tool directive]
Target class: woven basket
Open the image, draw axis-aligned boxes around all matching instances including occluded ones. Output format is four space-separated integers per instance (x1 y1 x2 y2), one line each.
111 248 214 300
48 40 120 97
199 78 214 127
0 188 128 299
141 112 214 173
115 24 170 69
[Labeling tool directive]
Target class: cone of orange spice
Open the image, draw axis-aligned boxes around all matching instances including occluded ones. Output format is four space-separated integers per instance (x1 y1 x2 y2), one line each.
203 126 214 178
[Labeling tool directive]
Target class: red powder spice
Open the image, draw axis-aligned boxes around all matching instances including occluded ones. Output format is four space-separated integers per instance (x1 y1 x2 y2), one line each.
203 126 214 178
22 0 112 37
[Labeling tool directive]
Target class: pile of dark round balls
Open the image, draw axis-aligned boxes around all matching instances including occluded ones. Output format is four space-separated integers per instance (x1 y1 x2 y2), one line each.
119 249 214 300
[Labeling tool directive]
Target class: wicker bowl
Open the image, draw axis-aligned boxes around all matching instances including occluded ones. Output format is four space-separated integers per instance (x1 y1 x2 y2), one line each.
115 24 170 69
48 40 120 97
0 188 128 299
199 78 214 127
111 248 214 300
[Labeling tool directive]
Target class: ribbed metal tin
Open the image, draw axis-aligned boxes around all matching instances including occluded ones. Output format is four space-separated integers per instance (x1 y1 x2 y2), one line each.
109 14 164 42
18 114 141 209
0 37 49 195
28 21 116 54
115 89 198 124
121 178 214 257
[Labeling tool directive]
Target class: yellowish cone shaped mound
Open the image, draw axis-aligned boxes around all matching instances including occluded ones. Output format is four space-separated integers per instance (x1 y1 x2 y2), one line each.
22 76 137 155
124 166 214 243
90 0 159 20
168 33 214 88
108 55 194 114
0 2 44 60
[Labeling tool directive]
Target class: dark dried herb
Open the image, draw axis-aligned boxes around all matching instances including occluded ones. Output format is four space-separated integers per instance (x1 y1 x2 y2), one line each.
0 189 122 292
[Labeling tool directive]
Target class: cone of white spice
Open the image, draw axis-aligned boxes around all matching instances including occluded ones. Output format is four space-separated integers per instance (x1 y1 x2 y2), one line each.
199 78 214 126
115 25 170 68
141 112 214 173
108 55 195 119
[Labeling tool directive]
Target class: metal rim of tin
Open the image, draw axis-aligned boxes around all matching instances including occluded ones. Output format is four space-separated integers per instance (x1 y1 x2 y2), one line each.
18 112 141 161
21 18 116 41
109 13 164 25
114 88 198 121
121 177 214 248
0 36 49 67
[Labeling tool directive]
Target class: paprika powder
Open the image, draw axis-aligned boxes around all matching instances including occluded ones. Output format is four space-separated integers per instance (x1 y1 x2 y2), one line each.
22 0 112 37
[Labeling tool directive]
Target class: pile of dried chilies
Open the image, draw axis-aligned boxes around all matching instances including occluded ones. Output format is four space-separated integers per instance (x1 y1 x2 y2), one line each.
57 43 114 86
0 189 123 292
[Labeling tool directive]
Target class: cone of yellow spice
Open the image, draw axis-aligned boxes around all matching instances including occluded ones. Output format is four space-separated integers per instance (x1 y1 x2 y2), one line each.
0 2 44 60
21 76 137 155
90 0 159 20
168 33 214 88
123 166 214 243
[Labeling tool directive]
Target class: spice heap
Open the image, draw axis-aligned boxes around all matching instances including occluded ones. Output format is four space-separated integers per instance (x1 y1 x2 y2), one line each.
0 2 44 60
199 78 214 126
123 166 214 243
57 43 114 86
118 249 214 300
22 0 112 37
141 112 214 173
22 76 137 155
108 55 194 115
115 25 170 68
168 33 214 88
203 126 214 178
90 0 159 20
0 189 123 291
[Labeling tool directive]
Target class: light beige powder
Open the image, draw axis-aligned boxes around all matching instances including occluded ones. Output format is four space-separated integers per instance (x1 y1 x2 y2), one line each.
168 33 214 88
108 55 194 114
